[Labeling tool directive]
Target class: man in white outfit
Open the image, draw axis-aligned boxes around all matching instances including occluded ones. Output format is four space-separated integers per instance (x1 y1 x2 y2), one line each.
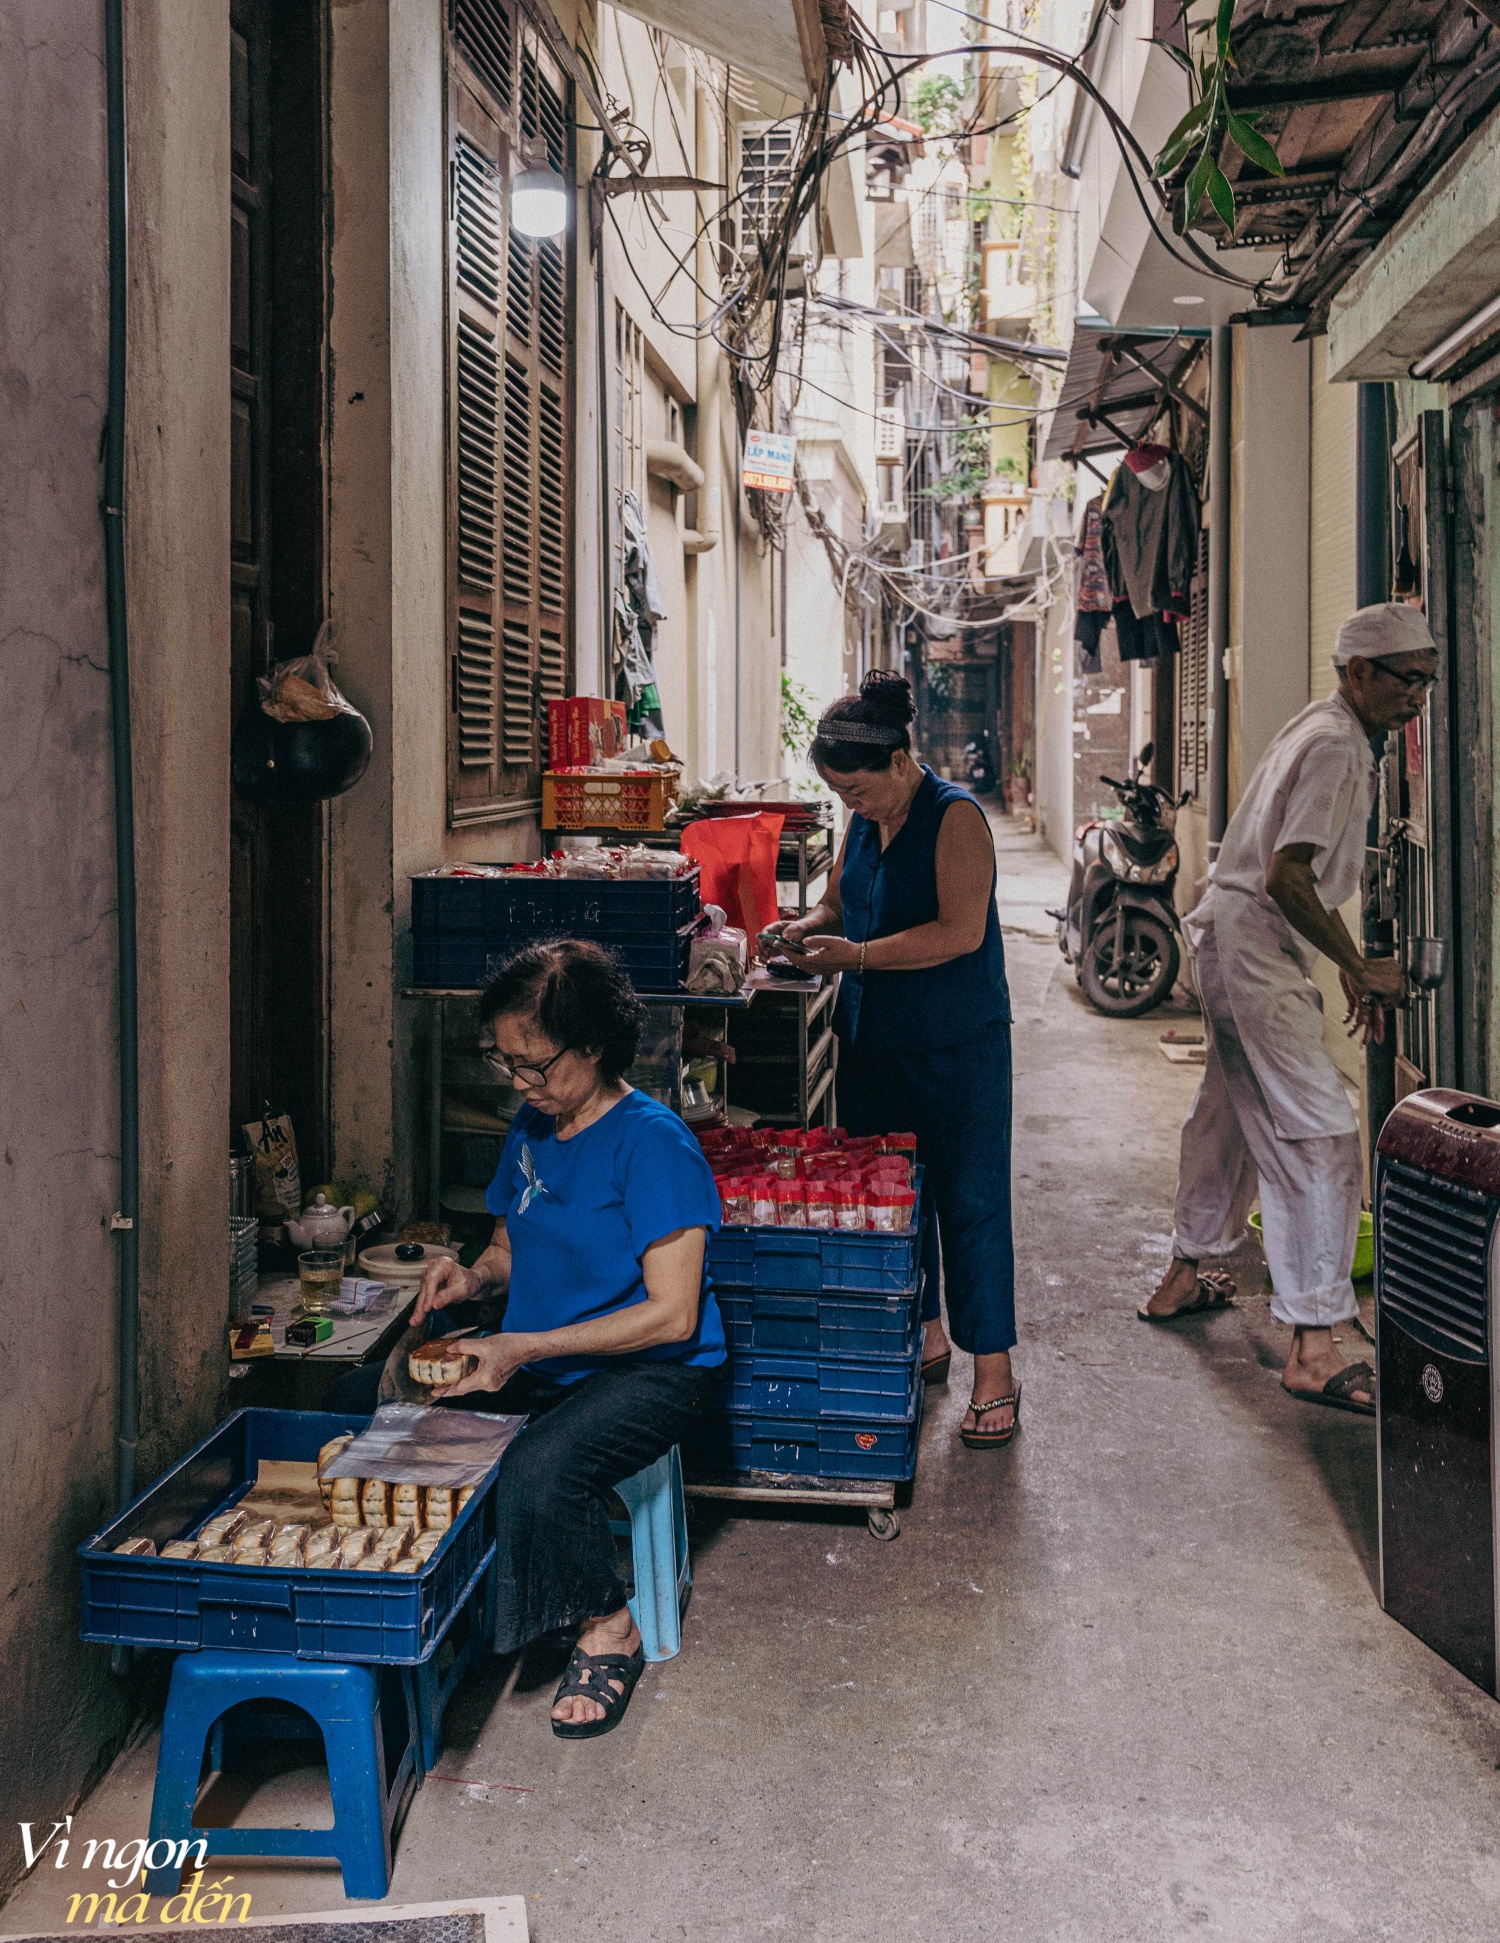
1141 603 1438 1414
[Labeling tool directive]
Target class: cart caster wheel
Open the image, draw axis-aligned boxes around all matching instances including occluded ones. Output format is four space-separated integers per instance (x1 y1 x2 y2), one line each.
867 1509 900 1541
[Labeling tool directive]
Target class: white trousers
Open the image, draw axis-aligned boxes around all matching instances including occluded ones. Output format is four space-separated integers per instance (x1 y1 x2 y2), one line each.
1171 929 1361 1328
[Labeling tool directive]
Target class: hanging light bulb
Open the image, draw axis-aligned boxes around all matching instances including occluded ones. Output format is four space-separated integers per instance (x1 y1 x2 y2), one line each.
511 140 568 240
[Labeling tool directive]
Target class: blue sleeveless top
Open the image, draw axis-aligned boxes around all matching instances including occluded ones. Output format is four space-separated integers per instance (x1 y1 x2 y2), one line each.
835 767 1011 1053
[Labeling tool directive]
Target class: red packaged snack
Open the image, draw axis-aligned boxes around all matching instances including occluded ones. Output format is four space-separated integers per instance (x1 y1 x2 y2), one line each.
719 1177 751 1224
771 1179 807 1227
834 1180 866 1231
748 1174 778 1226
868 1185 916 1232
804 1181 837 1229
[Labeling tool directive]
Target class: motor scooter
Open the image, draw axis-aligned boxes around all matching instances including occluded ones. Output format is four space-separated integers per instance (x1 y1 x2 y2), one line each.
964 733 996 796
1051 743 1188 1017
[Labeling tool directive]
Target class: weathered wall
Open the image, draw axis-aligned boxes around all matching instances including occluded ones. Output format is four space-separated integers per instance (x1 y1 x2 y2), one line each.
1228 324 1310 806
0 0 230 1896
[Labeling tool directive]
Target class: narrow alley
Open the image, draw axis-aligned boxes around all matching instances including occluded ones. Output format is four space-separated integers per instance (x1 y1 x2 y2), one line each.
8 824 1498 1943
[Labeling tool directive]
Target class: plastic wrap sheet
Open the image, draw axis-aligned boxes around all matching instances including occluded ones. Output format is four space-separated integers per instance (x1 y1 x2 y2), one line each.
321 1403 526 1487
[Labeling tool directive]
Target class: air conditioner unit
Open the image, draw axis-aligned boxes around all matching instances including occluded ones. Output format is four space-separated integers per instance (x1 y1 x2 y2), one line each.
1375 1088 1500 1695
874 407 903 463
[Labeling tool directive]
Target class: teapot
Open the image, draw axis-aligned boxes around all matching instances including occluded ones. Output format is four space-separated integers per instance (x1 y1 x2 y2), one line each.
286 1193 356 1251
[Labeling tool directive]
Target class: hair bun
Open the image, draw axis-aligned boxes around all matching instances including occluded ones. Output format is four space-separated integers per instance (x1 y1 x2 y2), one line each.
857 669 915 728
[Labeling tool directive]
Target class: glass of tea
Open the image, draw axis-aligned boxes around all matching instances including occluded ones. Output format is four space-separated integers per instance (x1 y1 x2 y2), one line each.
297 1249 345 1316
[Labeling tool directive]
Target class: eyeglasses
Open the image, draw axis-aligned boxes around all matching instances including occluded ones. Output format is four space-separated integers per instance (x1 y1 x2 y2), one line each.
1378 666 1437 695
481 1043 571 1087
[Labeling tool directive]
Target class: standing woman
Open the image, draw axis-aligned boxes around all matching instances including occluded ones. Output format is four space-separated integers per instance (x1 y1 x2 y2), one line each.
764 672 1018 1448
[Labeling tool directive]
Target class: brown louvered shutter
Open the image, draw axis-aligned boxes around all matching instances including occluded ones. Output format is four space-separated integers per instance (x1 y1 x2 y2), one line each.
447 1 572 824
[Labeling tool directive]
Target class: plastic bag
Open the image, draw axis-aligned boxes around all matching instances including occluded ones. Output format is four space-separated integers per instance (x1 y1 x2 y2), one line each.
687 923 748 994
242 1109 301 1220
321 1402 526 1486
258 620 360 724
680 811 785 939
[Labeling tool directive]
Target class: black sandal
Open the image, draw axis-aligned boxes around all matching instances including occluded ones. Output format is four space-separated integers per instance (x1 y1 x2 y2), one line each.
1282 1360 1376 1418
550 1641 646 1740
960 1381 1022 1450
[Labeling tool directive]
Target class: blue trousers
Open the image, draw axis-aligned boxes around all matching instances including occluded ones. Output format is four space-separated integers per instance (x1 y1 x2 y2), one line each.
837 1025 1017 1355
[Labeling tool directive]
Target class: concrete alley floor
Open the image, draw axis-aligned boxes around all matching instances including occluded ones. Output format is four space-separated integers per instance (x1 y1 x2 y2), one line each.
9 819 1500 1941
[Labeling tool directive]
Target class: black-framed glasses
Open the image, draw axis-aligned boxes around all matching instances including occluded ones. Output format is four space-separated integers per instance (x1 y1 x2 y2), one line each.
481 1043 571 1087
1378 666 1437 695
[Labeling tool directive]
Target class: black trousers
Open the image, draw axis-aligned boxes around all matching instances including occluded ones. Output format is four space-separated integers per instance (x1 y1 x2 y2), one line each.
325 1356 720 1653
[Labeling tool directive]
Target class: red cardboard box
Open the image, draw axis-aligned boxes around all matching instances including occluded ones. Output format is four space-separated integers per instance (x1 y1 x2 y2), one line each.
548 697 628 769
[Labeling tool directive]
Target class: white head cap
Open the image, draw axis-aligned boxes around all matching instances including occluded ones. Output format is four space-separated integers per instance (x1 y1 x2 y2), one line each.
1333 601 1436 666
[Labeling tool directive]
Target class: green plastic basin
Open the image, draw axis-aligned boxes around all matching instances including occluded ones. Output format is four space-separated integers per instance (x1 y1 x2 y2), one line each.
1248 1208 1374 1282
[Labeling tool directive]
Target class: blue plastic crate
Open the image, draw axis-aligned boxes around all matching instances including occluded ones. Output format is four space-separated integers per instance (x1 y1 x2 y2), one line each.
716 1344 920 1421
78 1409 498 1666
706 1173 925 1295
412 917 698 992
687 1381 923 1484
412 870 700 944
716 1283 921 1362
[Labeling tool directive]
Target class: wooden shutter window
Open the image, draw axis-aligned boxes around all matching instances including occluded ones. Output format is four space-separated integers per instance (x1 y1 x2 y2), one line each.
456 608 497 767
538 385 565 611
447 7 572 822
502 354 533 608
455 0 513 114
501 621 534 765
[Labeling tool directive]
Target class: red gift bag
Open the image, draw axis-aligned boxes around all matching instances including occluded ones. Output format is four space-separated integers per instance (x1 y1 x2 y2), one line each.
680 812 785 939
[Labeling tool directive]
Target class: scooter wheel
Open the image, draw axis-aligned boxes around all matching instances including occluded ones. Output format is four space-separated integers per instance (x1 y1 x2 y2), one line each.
1081 912 1180 1017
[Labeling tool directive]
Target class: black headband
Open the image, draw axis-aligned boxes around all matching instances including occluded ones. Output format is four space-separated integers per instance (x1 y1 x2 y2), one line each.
813 716 905 746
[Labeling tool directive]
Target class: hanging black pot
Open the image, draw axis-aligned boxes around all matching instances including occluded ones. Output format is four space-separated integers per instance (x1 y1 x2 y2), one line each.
232 702 373 805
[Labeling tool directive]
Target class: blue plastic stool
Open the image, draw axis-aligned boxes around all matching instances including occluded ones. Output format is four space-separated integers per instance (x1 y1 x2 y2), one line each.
612 1445 691 1662
145 1650 419 1901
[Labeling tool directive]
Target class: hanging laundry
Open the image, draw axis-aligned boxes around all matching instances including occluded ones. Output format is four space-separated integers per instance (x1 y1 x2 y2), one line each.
614 489 667 737
1075 610 1107 676
1075 497 1113 616
1113 608 1179 663
1099 444 1201 661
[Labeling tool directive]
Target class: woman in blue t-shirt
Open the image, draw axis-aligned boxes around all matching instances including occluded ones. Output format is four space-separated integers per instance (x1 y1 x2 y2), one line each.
410 940 724 1739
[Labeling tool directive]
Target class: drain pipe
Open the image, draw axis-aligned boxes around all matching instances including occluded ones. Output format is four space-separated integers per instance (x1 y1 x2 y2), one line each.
1357 382 1395 1164
103 0 141 1584
1206 324 1231 844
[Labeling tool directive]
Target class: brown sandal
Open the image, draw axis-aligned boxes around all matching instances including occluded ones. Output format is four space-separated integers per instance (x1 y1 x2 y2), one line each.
1137 1270 1235 1324
960 1381 1021 1450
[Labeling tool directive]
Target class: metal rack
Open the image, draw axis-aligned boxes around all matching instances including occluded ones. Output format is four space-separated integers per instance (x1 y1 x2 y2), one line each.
402 985 754 1223
777 828 834 918
726 971 838 1129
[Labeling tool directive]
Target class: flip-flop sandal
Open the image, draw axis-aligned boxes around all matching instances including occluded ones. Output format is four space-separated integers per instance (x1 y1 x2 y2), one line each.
960 1381 1021 1450
550 1641 646 1740
921 1350 951 1385
1282 1360 1375 1418
1137 1271 1236 1324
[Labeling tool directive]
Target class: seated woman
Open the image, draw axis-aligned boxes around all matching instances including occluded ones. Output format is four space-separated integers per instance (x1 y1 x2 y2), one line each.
379 940 723 1738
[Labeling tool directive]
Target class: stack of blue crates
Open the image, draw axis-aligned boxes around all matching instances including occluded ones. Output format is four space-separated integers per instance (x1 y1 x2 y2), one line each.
691 1175 926 1484
410 867 702 991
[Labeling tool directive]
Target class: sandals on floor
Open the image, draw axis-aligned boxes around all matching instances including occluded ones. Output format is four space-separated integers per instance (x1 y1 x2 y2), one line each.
1282 1360 1376 1418
1137 1271 1236 1325
550 1641 646 1740
921 1350 951 1386
960 1380 1021 1450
